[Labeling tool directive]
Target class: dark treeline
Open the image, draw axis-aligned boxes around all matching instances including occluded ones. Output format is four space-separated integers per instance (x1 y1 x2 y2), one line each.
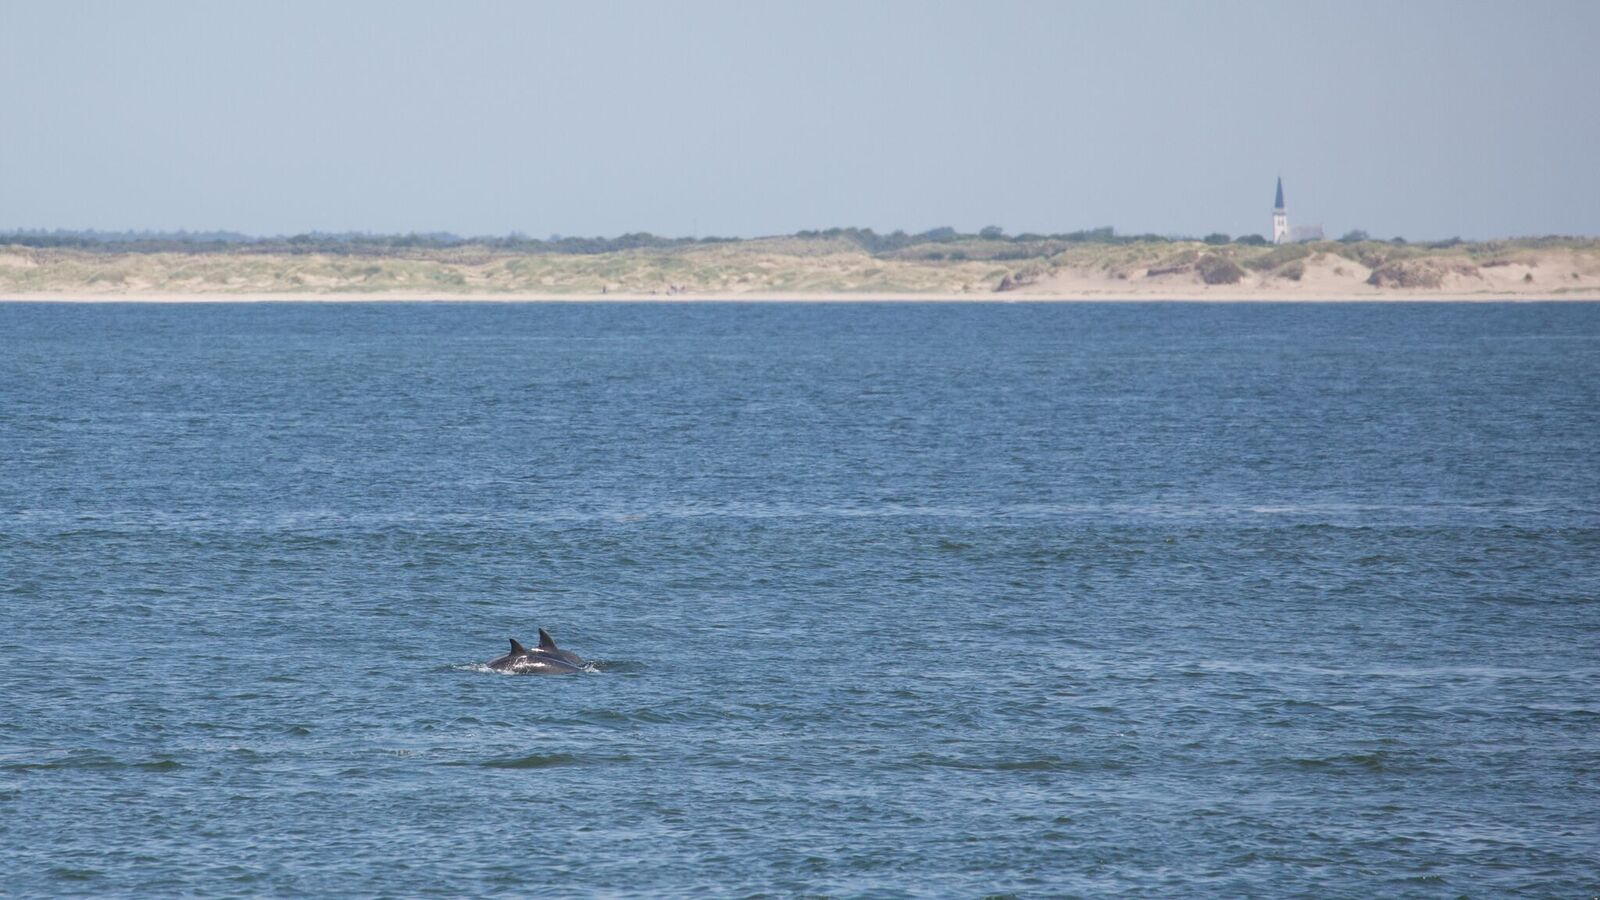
0 228 737 255
792 225 1160 253
7 226 1520 255
2 228 267 248
1 225 1177 256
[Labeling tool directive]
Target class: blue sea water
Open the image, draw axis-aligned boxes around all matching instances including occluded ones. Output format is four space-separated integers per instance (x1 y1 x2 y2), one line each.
1 301 1597 897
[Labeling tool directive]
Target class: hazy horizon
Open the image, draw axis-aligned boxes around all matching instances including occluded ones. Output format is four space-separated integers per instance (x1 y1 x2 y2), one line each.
4 0 1597 241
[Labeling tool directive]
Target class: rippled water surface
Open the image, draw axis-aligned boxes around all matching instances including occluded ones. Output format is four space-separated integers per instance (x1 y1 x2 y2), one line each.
2 301 1598 896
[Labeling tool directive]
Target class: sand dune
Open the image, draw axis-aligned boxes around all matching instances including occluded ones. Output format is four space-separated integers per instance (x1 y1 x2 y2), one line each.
3 240 1597 302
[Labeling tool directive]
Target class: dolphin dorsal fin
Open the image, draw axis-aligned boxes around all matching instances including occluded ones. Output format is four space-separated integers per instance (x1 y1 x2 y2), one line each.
538 628 558 650
509 638 529 654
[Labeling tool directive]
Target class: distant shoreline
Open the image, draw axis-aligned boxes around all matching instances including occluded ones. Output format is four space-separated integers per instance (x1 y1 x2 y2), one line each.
6 291 1597 303
5 235 1598 303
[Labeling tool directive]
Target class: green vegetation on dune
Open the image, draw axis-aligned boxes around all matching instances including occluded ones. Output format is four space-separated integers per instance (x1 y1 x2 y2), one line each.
1 231 1597 297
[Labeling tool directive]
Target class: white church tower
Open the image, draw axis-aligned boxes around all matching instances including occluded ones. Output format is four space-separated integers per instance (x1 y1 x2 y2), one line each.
1272 176 1289 245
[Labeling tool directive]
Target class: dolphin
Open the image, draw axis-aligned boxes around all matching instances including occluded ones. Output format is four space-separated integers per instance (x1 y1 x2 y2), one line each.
486 628 585 674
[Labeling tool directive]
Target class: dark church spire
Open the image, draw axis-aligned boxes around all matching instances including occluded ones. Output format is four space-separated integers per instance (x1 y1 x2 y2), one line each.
1274 176 1285 211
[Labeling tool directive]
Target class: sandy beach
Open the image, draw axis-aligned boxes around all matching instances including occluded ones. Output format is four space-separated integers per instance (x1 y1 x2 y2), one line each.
4 240 1598 303
9 290 1597 302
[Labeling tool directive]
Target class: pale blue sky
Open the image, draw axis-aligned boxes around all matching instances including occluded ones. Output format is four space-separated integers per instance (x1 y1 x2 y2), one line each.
3 0 1596 239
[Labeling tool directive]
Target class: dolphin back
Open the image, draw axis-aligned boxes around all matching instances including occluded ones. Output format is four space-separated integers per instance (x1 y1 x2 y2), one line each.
485 630 584 674
537 628 584 667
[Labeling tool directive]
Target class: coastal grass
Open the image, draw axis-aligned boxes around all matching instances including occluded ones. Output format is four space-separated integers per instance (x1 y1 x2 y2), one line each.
3 236 1598 298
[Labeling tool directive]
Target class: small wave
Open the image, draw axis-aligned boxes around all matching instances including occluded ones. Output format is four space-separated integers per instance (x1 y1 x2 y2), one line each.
137 759 185 772
908 752 1121 773
2 752 184 773
454 663 579 676
452 661 618 676
1286 752 1390 773
447 752 635 770
477 752 582 769
1395 874 1448 885
992 758 1078 773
